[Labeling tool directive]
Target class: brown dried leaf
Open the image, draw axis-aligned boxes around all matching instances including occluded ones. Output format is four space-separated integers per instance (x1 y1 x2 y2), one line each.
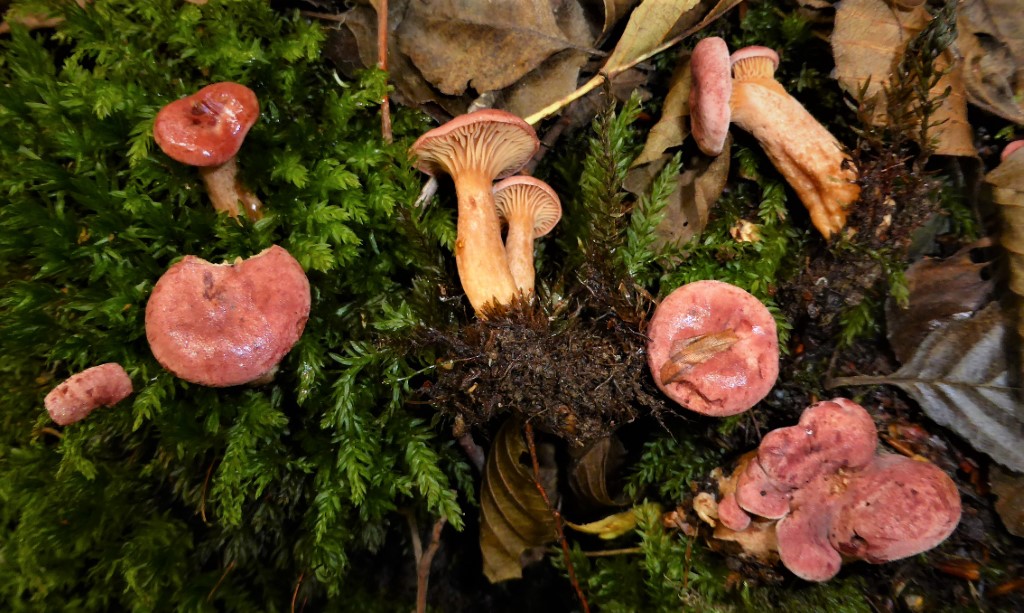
396 0 589 96
602 0 701 77
985 149 1024 387
480 419 557 583
625 136 731 248
831 0 975 156
632 55 691 168
990 465 1024 537
957 0 1024 124
885 240 995 363
568 434 628 508
831 302 1024 472
502 50 589 119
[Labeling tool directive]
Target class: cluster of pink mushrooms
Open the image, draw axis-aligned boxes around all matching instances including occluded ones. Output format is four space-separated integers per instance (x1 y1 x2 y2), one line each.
408 110 562 316
45 83 311 425
41 64 961 584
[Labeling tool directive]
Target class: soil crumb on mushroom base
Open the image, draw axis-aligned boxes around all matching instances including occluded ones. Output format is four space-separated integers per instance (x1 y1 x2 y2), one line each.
420 298 669 448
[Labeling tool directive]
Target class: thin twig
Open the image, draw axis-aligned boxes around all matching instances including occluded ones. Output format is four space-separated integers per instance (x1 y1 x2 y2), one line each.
404 510 424 564
206 560 235 603
299 10 345 23
200 460 215 524
580 547 643 557
416 517 447 613
376 0 392 144
456 432 486 473
524 422 590 613
291 572 304 613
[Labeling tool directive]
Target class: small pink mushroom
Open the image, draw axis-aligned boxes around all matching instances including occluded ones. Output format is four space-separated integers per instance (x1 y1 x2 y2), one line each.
1001 139 1024 162
44 363 133 425
646 280 779 416
689 36 732 156
492 175 562 297
145 245 311 387
154 82 262 220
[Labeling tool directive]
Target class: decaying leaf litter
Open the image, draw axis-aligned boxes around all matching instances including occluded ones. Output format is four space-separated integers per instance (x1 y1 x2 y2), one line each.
6 0 1024 609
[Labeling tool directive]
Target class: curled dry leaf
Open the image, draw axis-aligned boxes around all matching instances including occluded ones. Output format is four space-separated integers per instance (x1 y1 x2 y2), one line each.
990 465 1024 537
565 502 661 539
480 419 557 583
885 239 995 363
832 0 975 156
831 302 1024 472
957 0 1024 125
632 54 691 168
568 434 629 508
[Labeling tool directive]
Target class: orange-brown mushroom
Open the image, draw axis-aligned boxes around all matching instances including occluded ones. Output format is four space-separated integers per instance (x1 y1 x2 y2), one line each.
492 175 561 296
409 110 539 316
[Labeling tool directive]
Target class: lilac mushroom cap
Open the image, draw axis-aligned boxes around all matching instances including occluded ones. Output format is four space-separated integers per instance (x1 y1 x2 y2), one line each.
689 36 733 156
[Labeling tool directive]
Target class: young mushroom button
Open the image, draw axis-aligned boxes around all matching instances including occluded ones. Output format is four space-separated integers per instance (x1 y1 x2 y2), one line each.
409 110 540 317
728 45 860 238
646 280 779 416
492 176 562 296
154 82 263 221
44 363 133 426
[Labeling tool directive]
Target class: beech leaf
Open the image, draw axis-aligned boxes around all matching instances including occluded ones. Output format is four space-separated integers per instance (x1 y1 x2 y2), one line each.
957 0 1024 125
602 0 701 77
396 0 590 96
479 419 557 583
831 0 975 156
984 150 1024 385
632 55 691 168
568 434 629 508
830 302 1024 472
990 466 1024 537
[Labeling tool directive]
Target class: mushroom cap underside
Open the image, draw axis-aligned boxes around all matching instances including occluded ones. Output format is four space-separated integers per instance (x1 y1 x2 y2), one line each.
409 109 539 181
493 175 562 237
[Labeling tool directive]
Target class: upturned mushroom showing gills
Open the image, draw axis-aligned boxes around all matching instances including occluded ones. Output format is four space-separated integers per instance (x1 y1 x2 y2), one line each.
154 82 262 221
646 280 779 416
145 246 311 387
409 110 540 316
728 45 860 238
492 175 562 296
712 398 961 582
44 363 133 426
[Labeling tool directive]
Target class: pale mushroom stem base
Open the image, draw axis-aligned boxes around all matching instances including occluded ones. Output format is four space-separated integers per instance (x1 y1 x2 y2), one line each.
503 213 537 296
454 173 519 315
730 61 860 238
199 157 263 221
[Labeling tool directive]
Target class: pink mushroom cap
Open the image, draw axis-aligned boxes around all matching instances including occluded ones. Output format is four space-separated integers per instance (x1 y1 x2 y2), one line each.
145 245 311 387
730 46 780 71
154 82 259 167
44 363 133 426
646 280 779 416
689 36 733 156
830 453 961 564
1001 139 1024 162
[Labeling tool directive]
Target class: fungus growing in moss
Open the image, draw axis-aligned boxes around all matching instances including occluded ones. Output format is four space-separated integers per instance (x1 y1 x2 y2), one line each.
154 82 263 220
711 398 961 581
44 363 133 425
492 175 562 296
145 245 310 387
409 110 539 316
646 280 779 416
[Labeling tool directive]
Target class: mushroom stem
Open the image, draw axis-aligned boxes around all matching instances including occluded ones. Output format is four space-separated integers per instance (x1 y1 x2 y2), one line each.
503 209 538 295
454 173 519 313
198 157 263 221
729 55 860 238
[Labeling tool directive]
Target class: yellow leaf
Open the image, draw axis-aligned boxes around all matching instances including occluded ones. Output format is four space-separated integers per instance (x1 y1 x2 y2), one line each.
566 503 662 540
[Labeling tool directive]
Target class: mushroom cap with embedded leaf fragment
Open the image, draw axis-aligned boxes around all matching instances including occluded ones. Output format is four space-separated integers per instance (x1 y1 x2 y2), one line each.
646 280 779 416
145 245 311 387
153 82 259 167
